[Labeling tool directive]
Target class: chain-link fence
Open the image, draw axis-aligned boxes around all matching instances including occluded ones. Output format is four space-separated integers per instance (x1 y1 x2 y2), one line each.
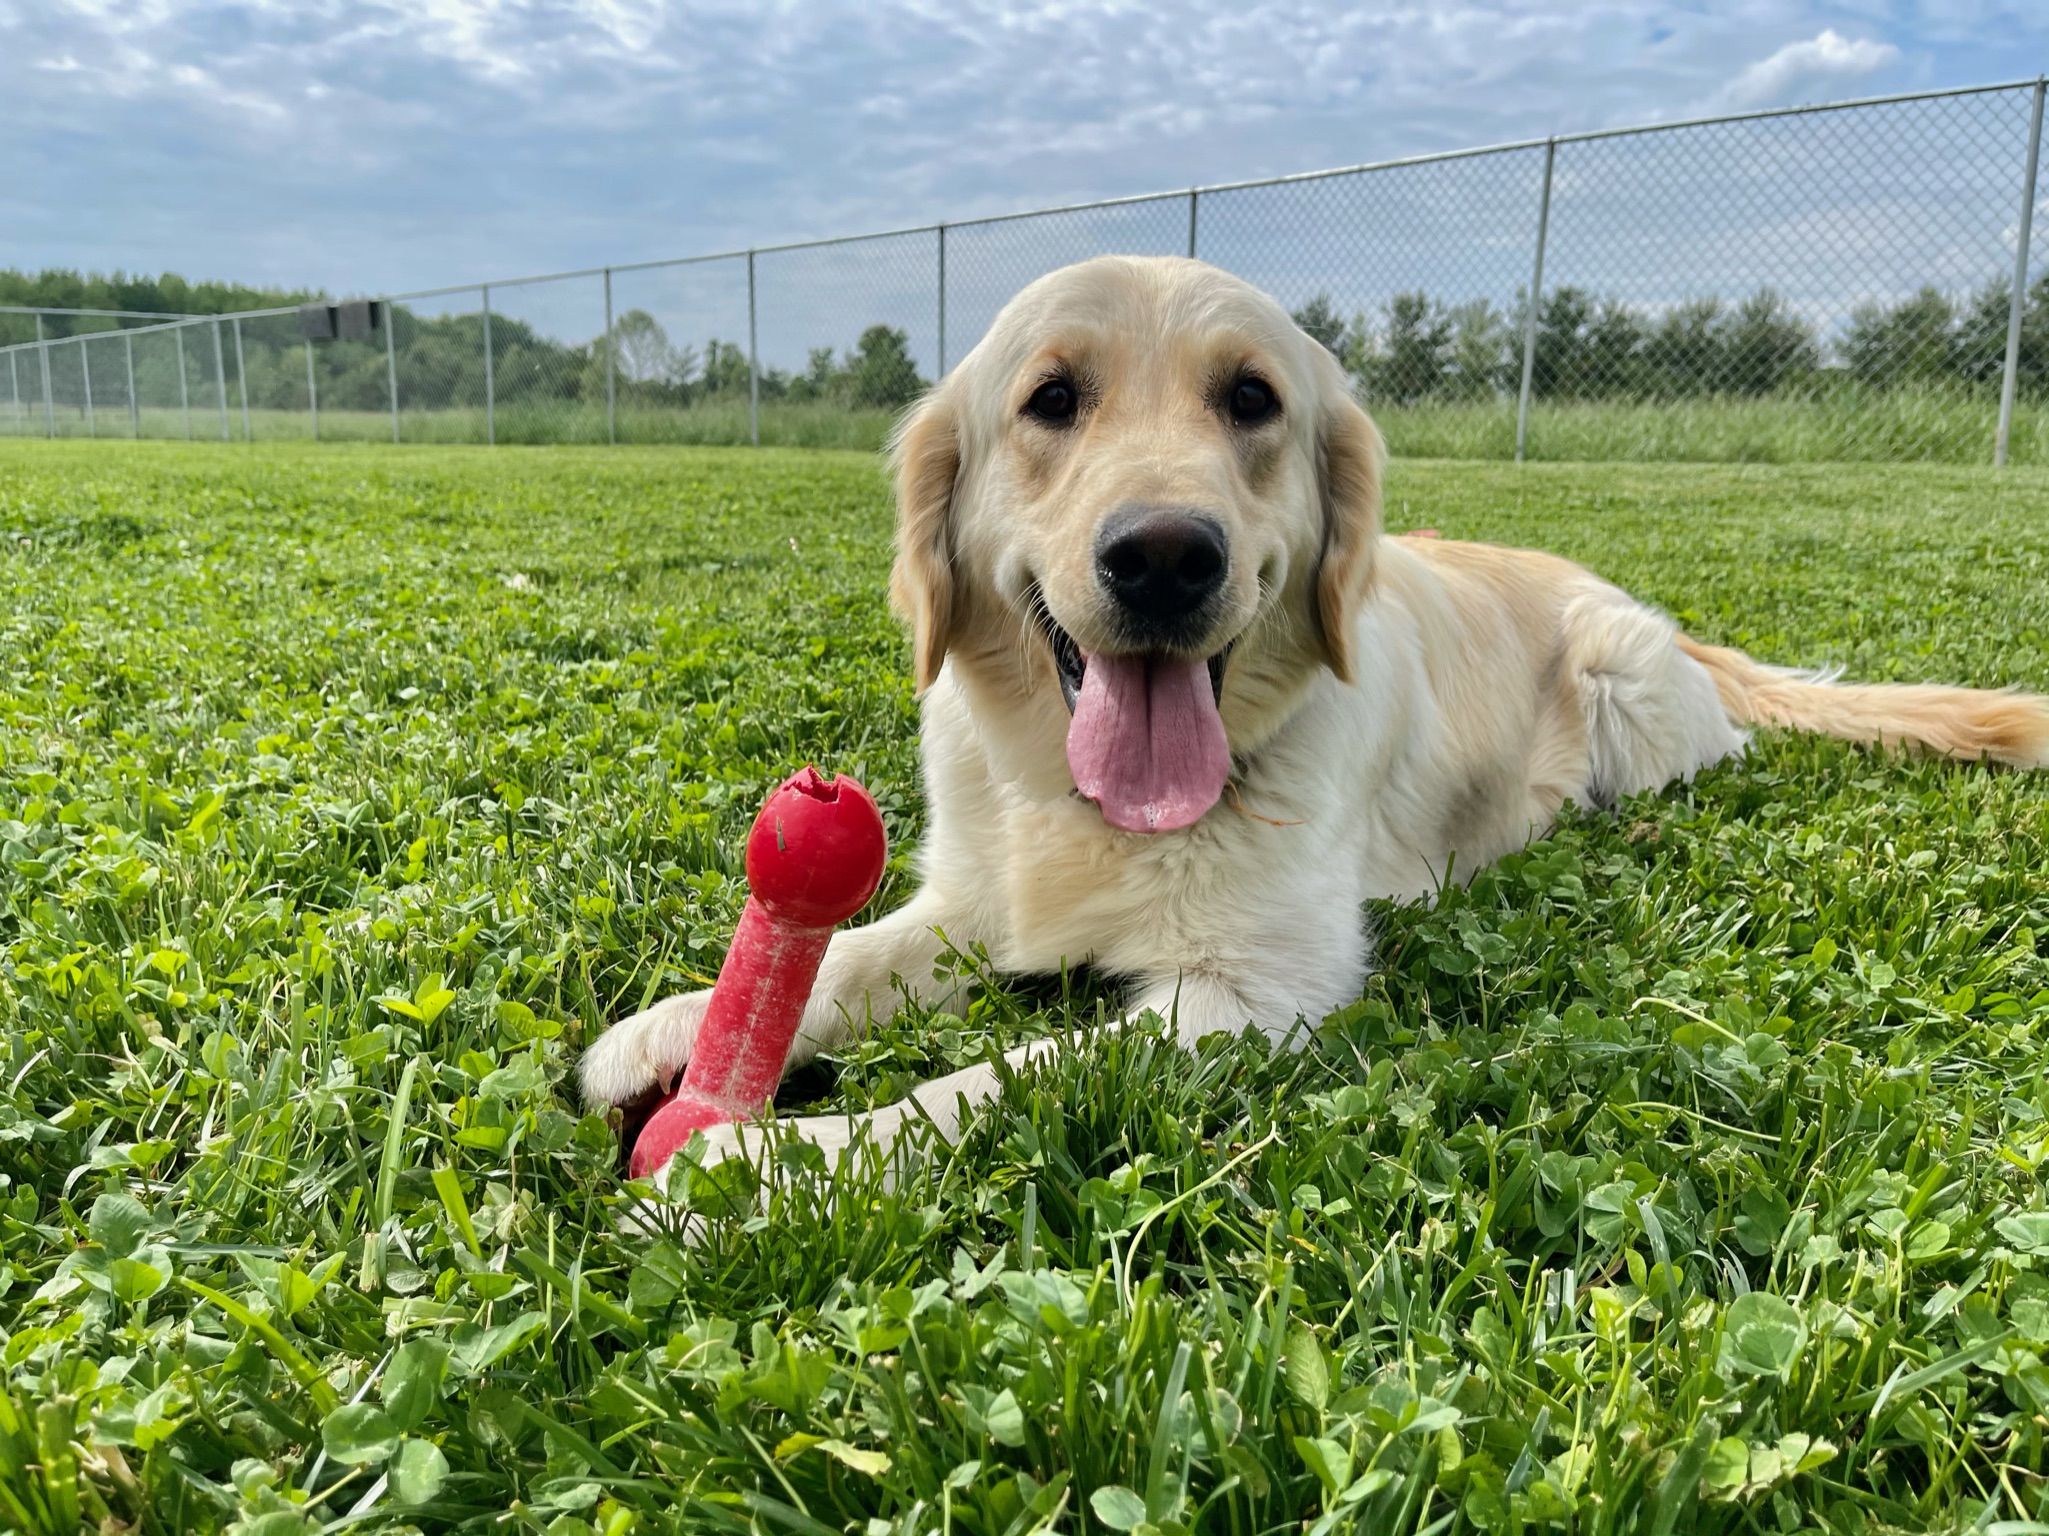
4 77 2044 463
0 308 251 441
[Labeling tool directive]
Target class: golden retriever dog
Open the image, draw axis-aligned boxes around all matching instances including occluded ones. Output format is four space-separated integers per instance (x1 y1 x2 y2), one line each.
580 255 2049 1171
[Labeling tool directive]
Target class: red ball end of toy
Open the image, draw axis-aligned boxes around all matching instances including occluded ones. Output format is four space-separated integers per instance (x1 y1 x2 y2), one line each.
628 1087 732 1181
744 766 888 928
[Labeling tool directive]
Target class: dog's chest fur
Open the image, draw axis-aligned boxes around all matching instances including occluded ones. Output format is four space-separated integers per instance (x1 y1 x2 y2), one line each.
917 659 1433 985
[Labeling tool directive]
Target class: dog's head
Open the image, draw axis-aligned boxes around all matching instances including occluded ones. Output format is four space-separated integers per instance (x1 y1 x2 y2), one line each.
890 256 1384 833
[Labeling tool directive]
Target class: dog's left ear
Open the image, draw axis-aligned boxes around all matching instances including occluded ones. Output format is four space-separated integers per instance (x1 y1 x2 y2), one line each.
1313 389 1385 683
888 387 962 693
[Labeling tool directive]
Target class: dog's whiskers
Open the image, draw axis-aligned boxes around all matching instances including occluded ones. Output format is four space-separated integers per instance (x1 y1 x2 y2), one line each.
1006 587 1046 668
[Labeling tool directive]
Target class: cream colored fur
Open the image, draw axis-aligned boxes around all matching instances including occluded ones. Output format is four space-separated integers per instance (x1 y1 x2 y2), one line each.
579 256 2049 1173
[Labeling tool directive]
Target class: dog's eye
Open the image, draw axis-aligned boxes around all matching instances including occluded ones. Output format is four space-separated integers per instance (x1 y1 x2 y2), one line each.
1228 377 1280 426
1024 378 1079 424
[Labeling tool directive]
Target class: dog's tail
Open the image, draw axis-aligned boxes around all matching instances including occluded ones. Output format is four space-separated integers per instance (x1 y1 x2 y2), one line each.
1676 634 2049 769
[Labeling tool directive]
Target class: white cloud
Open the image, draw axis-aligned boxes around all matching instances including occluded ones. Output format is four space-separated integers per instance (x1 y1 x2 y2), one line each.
569 0 669 57
1710 28 1900 111
356 0 536 83
2005 197 2049 255
2 0 2036 299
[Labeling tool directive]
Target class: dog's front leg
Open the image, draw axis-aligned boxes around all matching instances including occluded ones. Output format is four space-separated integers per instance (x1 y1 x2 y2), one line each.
671 948 1366 1187
683 1034 1061 1173
733 947 1370 1171
579 888 982 1111
1120 904 1371 1051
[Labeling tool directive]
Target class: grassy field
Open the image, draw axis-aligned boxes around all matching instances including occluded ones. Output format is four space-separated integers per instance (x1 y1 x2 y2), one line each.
1384 387 2049 466
8 387 2044 463
3 442 2049 1533
0 401 904 451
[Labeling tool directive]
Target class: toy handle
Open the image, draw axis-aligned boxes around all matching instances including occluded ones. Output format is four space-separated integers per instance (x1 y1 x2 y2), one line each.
627 767 886 1180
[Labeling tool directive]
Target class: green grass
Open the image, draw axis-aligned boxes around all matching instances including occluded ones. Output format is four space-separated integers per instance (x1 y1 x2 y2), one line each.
4 441 2049 1534
1378 385 2049 465
12 387 2045 463
0 400 906 451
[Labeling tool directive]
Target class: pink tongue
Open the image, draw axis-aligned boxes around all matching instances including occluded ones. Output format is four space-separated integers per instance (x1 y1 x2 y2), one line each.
1066 653 1230 832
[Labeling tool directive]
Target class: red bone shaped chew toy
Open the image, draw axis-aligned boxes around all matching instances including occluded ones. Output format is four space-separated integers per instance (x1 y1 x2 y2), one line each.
628 766 888 1180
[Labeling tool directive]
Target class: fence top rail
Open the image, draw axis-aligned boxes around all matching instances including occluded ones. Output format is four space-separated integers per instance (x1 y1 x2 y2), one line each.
1550 72 2046 147
0 304 211 320
0 306 300 356
363 73 2042 304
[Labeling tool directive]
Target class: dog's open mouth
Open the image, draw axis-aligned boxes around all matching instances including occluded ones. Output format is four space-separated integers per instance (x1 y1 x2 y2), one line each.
1030 589 1234 834
1030 591 1230 713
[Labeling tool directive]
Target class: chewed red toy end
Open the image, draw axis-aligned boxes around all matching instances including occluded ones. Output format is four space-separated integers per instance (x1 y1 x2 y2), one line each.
744 767 888 928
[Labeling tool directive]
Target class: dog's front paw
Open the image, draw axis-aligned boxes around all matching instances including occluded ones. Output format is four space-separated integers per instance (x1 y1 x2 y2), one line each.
580 989 713 1110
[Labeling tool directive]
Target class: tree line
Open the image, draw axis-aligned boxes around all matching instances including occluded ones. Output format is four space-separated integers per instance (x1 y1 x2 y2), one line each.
280 310 928 415
1292 273 2049 404
2 267 930 416
10 262 2044 416
0 268 314 345
604 311 926 408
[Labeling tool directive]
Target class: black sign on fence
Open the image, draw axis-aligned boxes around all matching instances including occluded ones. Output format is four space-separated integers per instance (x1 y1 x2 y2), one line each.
299 301 383 342
337 300 380 341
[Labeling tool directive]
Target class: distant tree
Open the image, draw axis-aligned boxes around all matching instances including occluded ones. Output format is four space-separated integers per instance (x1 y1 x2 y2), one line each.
700 338 752 394
1719 288 1818 395
1956 281 2014 387
1290 293 1352 359
1445 300 1509 399
786 346 841 401
1637 290 1815 397
1843 287 1958 386
844 325 925 409
1359 293 1455 404
609 309 696 389
2020 273 2049 397
1955 274 2049 393
1523 286 1646 399
1643 296 1724 395
1586 296 1647 398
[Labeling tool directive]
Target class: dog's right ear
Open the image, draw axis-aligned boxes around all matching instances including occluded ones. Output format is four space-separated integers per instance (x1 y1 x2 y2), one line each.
888 388 961 693
1312 389 1385 684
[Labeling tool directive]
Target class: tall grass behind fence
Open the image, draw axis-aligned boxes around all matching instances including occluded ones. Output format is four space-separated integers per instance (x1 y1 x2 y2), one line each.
3 77 2043 463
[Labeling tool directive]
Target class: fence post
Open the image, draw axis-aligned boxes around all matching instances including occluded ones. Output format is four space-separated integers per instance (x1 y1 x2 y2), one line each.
305 339 320 441
125 333 139 437
8 350 19 435
175 325 191 439
210 320 229 440
1514 138 1557 465
1995 78 2045 469
384 302 400 444
747 250 759 448
81 338 96 438
482 285 495 447
936 225 947 378
603 268 617 446
233 318 251 442
1187 189 1199 259
36 316 54 438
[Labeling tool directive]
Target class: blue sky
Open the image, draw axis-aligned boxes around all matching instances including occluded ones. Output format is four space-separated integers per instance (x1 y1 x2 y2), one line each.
3 1 2043 301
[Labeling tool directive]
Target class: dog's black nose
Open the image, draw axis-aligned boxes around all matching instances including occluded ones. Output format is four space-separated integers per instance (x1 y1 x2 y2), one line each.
1095 508 1229 633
